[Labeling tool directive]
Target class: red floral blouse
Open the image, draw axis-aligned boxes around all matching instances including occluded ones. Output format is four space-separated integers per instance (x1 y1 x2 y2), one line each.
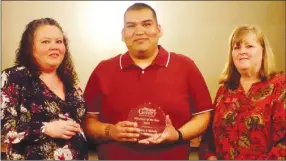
199 73 286 160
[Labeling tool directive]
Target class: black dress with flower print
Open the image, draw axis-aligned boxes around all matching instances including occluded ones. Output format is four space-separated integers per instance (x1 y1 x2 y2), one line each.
1 66 88 160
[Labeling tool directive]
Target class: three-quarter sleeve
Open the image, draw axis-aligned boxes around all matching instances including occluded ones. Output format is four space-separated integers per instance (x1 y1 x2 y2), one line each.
199 86 225 159
258 75 286 160
1 70 45 146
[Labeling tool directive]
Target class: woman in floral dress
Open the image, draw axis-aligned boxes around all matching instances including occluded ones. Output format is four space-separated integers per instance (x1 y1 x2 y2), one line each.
199 25 285 160
1 18 88 160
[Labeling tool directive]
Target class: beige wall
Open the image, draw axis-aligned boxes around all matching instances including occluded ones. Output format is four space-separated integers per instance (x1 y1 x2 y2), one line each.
2 1 285 100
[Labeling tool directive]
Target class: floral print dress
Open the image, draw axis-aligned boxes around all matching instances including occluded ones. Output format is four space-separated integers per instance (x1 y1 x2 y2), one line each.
199 73 286 160
1 66 88 160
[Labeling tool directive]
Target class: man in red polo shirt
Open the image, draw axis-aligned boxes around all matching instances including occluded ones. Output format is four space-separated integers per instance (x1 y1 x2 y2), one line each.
83 3 213 160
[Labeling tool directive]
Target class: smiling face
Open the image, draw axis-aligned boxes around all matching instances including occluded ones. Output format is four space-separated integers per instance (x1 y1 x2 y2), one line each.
32 25 66 72
232 32 264 75
122 8 162 57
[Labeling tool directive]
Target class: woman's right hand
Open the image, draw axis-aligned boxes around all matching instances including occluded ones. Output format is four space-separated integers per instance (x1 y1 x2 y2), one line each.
44 120 81 139
207 156 217 160
108 121 140 142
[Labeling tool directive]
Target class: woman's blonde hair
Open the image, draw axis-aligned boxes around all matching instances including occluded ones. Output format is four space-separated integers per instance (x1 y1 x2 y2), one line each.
219 24 277 89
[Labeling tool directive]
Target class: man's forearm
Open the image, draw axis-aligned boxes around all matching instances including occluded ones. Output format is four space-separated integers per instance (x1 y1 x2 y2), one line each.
179 111 211 140
83 113 112 142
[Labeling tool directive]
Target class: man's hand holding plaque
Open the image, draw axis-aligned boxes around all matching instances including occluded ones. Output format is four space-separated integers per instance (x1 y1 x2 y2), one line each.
127 102 180 144
138 115 180 145
107 121 141 142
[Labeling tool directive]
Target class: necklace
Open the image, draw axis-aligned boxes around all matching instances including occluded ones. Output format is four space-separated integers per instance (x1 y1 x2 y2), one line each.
49 81 61 90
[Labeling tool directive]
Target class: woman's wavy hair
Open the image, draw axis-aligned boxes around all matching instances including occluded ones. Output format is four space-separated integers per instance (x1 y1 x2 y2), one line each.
15 17 78 90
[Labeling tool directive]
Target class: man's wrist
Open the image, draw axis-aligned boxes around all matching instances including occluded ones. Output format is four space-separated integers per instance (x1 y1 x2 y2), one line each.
176 129 183 143
104 124 112 139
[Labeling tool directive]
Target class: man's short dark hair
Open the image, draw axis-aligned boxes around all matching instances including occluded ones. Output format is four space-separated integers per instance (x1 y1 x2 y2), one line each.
124 3 158 24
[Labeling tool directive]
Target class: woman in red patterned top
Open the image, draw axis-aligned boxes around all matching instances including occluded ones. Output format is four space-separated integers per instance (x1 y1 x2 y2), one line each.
199 25 285 160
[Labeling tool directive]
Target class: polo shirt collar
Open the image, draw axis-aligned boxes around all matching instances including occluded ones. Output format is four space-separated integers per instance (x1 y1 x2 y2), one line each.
119 45 170 69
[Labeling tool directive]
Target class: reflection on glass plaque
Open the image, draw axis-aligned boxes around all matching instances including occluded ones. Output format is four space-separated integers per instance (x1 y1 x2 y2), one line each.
127 102 166 139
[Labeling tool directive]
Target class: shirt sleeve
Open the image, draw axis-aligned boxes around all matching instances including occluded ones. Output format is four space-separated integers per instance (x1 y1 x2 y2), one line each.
257 75 286 160
73 85 88 121
187 60 213 115
198 113 216 159
1 70 45 146
198 85 225 159
84 63 103 113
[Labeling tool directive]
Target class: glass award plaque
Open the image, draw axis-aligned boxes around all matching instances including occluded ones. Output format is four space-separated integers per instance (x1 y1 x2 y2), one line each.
127 102 166 139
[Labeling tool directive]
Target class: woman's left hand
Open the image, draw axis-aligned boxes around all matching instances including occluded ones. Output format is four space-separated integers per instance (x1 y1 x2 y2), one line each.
138 115 180 144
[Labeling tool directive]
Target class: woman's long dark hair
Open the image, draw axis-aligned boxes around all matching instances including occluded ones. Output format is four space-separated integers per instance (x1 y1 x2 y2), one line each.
15 17 78 90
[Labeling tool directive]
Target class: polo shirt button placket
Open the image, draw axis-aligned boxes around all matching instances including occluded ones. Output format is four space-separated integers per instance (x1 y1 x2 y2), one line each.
141 70 145 74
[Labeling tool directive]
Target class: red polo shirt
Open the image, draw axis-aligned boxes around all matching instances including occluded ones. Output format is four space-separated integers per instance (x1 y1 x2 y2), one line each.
84 46 213 160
